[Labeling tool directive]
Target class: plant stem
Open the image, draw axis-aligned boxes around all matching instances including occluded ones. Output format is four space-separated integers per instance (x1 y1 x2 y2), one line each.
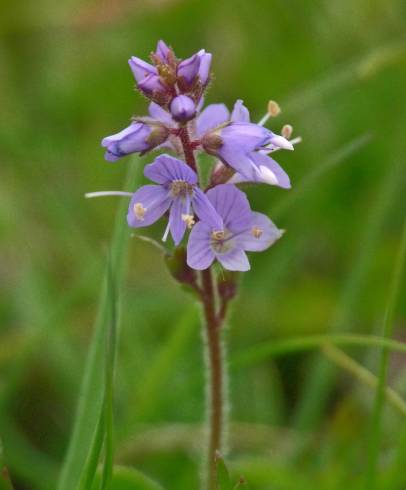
176 125 228 490
201 267 225 490
178 126 198 173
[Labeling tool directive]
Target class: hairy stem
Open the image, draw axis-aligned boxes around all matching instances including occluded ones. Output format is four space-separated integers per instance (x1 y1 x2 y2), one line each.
178 125 198 173
176 125 229 489
201 267 226 490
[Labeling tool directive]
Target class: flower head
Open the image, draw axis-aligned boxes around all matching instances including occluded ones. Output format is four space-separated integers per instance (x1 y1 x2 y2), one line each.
127 154 223 245
187 184 282 271
197 100 293 188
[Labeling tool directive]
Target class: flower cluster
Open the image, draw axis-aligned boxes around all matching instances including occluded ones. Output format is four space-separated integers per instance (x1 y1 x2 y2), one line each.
94 40 298 272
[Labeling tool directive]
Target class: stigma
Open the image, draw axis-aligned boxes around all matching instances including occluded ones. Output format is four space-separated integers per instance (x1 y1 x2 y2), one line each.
133 202 147 221
211 230 225 241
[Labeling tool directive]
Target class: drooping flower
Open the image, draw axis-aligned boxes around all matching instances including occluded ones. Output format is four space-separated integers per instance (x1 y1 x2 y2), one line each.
198 100 292 188
101 120 169 162
187 184 282 271
127 154 223 245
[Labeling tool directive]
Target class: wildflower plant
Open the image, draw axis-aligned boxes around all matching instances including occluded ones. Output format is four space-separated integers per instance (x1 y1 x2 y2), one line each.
88 40 299 489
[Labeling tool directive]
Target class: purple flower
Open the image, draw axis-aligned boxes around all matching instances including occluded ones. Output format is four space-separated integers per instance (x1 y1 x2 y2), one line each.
197 50 212 86
127 154 223 245
177 49 212 87
187 184 282 271
101 121 168 162
155 40 172 63
170 95 196 122
197 100 292 188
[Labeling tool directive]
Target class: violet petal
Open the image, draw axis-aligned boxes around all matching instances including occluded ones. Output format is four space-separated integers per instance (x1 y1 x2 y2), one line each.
127 185 171 228
186 221 215 270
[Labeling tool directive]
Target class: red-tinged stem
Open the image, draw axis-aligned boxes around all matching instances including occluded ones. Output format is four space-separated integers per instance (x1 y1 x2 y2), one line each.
201 267 225 490
178 126 198 173
177 126 227 490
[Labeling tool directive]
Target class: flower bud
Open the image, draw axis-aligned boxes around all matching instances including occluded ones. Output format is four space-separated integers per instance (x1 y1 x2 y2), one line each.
170 95 196 122
198 50 212 86
101 121 168 162
164 247 198 291
128 56 157 83
177 53 201 85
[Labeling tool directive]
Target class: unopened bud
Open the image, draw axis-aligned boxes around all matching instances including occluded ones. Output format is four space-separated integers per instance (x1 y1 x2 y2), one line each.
170 95 196 122
164 247 197 289
267 100 281 117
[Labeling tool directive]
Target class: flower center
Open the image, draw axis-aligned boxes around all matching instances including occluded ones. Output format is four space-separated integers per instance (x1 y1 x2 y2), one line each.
170 180 194 198
211 229 234 254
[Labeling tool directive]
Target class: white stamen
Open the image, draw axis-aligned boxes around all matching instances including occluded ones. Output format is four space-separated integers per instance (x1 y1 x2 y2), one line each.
162 220 171 242
257 165 278 185
181 214 195 229
281 124 293 139
85 191 133 198
133 202 147 221
268 100 281 117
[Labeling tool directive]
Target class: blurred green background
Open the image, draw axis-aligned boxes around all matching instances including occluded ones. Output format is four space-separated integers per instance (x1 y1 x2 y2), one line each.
1 0 406 489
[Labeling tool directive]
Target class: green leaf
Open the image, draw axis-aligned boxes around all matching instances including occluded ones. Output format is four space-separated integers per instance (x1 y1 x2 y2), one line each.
0 439 14 490
91 466 163 490
215 454 233 490
57 161 140 490
99 255 118 490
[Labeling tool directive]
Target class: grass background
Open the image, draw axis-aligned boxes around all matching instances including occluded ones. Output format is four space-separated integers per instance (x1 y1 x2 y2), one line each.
1 0 406 489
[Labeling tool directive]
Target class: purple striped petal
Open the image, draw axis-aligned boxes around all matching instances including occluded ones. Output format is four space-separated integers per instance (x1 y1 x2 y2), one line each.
216 248 250 271
196 104 230 137
148 102 174 127
169 197 188 245
235 212 282 252
144 154 198 185
192 188 224 230
186 221 215 270
206 184 251 233
127 185 171 228
231 100 250 123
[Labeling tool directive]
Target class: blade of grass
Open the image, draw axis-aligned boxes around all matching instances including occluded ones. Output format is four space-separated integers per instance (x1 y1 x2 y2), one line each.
364 216 406 489
293 155 403 430
57 160 139 490
321 344 406 417
99 255 118 490
230 334 406 369
77 417 104 490
77 253 119 490
122 306 198 436
271 133 372 218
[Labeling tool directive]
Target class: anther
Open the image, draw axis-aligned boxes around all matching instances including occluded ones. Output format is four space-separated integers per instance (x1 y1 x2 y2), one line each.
181 214 195 229
267 100 281 117
133 202 147 221
251 226 263 238
281 124 293 139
